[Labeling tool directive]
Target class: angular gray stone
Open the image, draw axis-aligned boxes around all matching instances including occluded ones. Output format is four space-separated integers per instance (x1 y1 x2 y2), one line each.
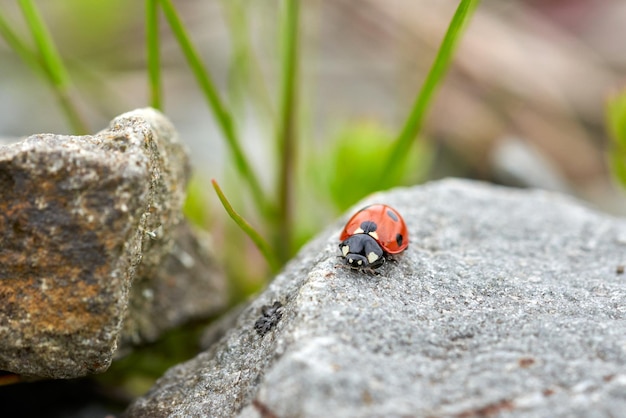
0 108 226 378
122 222 227 348
125 179 626 417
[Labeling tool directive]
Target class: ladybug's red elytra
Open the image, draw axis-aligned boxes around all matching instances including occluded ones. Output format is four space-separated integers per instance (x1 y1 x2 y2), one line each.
339 204 409 270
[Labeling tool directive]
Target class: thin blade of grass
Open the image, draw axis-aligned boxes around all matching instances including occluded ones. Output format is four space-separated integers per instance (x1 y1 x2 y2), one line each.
212 179 280 273
275 0 300 262
158 0 269 215
609 152 626 189
146 0 162 109
382 0 479 183
0 11 43 75
607 90 626 189
18 0 88 135
607 91 626 149
220 0 275 121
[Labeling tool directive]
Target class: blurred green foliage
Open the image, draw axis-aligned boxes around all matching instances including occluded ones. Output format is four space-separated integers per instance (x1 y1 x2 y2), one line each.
608 90 626 187
183 175 211 228
316 121 432 212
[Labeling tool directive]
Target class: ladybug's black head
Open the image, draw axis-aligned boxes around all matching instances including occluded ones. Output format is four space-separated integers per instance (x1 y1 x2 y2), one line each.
338 233 385 270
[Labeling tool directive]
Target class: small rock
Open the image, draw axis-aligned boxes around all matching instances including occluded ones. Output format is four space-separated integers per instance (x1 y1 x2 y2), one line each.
125 179 626 417
0 108 225 378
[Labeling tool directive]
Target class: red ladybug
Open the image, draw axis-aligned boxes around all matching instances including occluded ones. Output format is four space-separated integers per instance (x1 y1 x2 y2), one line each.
339 204 409 270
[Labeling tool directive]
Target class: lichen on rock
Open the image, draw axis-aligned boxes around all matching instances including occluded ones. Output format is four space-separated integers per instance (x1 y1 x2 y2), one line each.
0 108 225 379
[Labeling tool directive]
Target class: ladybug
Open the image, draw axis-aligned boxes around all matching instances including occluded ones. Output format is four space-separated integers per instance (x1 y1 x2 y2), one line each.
339 204 409 270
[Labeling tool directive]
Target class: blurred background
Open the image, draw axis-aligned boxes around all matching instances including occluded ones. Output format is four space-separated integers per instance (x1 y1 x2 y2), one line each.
2 4 625 186
1 0 626 413
2 0 626 312
0 2 623 186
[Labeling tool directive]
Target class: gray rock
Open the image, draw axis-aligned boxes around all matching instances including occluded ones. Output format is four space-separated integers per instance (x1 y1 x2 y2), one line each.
122 222 227 348
125 179 626 417
0 108 225 378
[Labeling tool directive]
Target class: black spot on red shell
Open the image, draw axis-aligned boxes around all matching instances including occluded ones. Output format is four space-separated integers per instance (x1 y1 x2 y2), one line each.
396 233 403 247
360 220 377 233
386 209 399 222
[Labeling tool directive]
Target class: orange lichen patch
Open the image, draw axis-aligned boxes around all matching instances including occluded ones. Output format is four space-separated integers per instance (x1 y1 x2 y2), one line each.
455 399 515 418
32 280 111 333
0 274 115 336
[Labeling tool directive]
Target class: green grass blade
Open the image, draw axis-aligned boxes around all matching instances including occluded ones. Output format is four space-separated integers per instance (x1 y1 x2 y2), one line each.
275 0 300 261
146 0 162 109
382 0 479 182
607 91 626 149
0 11 43 75
220 0 274 120
212 179 280 273
18 0 89 134
609 152 626 189
607 90 626 189
18 0 67 87
158 0 269 215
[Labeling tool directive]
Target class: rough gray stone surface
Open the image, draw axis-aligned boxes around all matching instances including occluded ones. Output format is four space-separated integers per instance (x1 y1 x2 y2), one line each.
122 222 227 348
0 108 226 378
125 179 626 418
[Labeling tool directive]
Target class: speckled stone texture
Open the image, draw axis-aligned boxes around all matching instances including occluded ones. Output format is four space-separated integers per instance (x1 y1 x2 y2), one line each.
0 108 201 378
125 179 626 418
122 222 227 348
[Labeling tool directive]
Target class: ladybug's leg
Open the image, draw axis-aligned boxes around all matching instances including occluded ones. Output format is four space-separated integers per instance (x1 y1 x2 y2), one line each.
359 257 383 275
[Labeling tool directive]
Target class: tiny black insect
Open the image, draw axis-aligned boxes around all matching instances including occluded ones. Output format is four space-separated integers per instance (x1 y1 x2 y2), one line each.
254 301 284 336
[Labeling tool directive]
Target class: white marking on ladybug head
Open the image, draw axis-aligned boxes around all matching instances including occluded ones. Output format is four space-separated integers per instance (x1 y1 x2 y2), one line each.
368 231 379 240
367 252 379 264
348 257 354 264
354 227 364 234
341 245 350 256
357 259 363 265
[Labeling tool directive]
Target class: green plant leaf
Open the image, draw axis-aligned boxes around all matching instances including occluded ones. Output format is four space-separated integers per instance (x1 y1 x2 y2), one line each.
220 0 274 120
607 91 626 149
9 0 89 134
607 90 626 188
382 0 479 186
275 0 300 261
146 0 162 109
183 175 211 228
610 152 626 188
315 122 431 212
0 11 42 75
